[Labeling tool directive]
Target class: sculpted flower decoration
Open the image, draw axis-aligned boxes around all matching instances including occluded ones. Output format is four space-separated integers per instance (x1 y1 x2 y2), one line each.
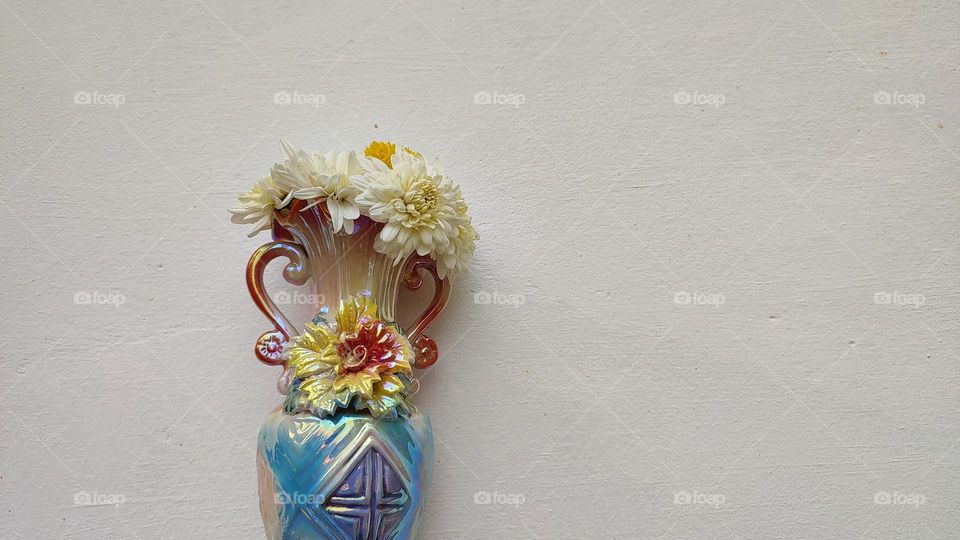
283 296 415 418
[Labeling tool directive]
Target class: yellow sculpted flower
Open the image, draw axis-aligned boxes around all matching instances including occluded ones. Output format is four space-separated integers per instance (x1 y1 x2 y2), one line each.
283 296 415 418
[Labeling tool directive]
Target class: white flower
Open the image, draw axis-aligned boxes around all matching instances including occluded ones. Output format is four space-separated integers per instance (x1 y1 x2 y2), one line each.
271 140 364 233
297 150 366 233
229 176 287 237
268 139 317 203
437 217 478 279
357 150 470 269
231 140 476 276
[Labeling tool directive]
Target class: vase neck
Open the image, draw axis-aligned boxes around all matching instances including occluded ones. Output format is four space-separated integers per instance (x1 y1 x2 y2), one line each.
278 205 408 324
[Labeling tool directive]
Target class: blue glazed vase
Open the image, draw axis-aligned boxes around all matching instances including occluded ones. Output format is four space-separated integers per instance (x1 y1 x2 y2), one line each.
257 409 433 540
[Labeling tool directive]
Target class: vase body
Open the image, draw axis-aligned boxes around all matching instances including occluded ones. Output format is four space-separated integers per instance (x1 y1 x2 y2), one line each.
246 200 449 539
257 409 433 540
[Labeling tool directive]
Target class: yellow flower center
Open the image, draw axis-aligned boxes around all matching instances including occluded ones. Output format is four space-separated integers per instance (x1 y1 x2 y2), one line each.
408 180 438 216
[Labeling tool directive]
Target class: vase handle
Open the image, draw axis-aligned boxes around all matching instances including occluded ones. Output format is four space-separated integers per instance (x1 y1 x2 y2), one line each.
402 256 452 369
246 239 310 365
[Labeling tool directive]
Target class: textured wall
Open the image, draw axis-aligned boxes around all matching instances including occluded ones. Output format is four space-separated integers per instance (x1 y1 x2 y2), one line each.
1 1 958 538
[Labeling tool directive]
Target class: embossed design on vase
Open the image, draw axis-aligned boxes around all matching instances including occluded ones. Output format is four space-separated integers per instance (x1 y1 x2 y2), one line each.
257 411 433 540
325 446 407 537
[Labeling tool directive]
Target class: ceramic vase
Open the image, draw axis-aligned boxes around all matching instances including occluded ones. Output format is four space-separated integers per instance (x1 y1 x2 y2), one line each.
245 200 450 539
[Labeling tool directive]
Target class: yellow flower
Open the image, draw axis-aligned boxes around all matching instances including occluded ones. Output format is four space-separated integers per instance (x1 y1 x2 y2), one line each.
364 141 397 168
363 141 421 169
283 296 415 418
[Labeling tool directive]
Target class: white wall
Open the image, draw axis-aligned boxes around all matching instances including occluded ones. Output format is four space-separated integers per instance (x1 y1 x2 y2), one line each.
1 1 958 538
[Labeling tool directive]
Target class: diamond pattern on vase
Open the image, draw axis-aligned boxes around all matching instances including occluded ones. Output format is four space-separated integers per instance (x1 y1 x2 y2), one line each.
324 447 410 540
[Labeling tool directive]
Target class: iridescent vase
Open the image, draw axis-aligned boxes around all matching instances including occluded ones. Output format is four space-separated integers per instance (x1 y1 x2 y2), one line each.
245 200 450 539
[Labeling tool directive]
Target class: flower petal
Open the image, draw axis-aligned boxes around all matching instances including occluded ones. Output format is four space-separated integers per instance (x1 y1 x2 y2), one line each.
380 222 401 242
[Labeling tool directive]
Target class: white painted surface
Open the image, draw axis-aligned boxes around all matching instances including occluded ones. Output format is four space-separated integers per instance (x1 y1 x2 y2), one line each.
1 1 958 538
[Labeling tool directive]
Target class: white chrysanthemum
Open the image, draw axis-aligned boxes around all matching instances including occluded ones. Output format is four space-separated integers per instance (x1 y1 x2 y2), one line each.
268 139 316 203
271 140 364 233
229 176 287 237
437 218 478 279
295 150 366 233
357 150 469 269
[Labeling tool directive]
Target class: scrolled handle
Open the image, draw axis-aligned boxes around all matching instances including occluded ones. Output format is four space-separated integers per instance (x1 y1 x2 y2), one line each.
245 240 309 365
402 256 452 368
